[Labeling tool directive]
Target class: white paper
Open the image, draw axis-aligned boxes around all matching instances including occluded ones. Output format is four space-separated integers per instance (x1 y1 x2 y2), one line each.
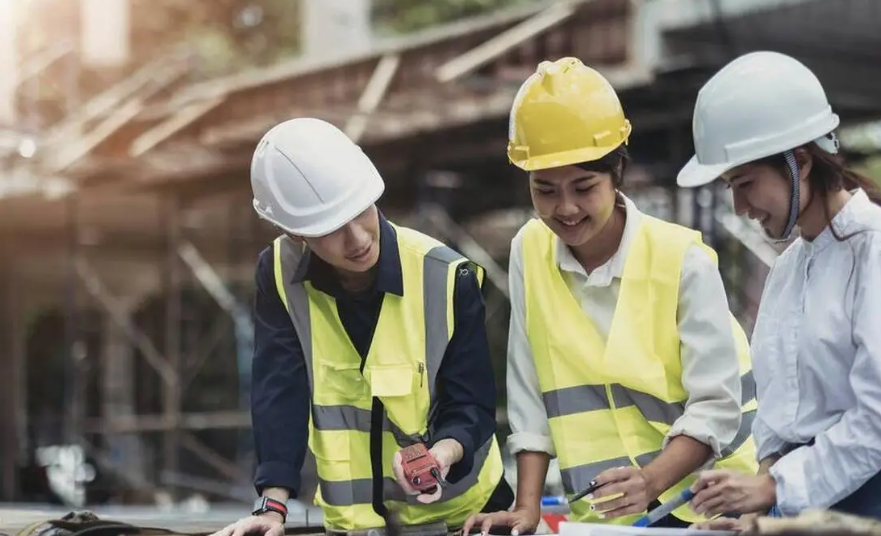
558 521 737 536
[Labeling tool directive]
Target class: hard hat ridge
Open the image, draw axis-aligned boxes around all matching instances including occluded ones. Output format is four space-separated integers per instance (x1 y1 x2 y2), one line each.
249 117 385 237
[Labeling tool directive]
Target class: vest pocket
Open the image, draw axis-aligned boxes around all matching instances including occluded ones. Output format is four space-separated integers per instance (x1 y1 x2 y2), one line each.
368 364 415 398
319 361 369 402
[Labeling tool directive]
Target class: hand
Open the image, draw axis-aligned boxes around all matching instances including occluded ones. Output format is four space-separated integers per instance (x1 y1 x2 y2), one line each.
691 470 776 516
689 513 759 532
461 507 540 536
208 514 285 536
590 466 658 519
392 439 462 504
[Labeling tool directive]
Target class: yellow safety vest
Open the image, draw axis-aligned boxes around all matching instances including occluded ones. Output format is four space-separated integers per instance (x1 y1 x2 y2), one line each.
272 224 505 532
520 215 758 525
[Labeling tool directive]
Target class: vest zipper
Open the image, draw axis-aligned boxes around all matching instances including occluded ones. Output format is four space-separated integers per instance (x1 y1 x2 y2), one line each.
418 362 424 387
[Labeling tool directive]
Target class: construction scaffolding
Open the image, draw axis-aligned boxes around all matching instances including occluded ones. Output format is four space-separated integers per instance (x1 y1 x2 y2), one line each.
2 0 881 508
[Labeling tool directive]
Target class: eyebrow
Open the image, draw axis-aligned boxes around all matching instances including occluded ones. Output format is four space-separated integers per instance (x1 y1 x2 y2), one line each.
533 174 597 187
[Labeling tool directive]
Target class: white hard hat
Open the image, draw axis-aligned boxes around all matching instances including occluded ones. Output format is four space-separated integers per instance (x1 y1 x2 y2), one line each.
677 51 840 188
250 117 385 237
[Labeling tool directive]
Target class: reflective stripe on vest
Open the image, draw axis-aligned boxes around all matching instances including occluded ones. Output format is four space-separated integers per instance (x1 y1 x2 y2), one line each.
272 225 503 531
521 215 759 525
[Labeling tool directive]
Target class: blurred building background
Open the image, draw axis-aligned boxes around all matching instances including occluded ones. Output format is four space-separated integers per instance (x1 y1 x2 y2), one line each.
1 0 881 516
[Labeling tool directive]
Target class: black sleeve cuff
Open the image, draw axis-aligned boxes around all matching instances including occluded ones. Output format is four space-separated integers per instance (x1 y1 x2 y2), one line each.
431 426 476 484
254 460 302 499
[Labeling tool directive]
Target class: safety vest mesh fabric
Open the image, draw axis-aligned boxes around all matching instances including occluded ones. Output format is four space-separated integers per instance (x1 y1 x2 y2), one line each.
520 215 758 525
271 225 504 531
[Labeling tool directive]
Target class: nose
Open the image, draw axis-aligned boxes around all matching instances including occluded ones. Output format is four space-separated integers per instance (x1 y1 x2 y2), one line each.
555 192 580 217
344 221 371 249
732 189 749 216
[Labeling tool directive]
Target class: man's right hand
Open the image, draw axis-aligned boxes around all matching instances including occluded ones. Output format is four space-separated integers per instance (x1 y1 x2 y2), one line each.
461 507 540 536
209 514 285 536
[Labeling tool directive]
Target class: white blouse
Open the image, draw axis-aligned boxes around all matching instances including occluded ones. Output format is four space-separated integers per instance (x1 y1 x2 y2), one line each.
752 189 881 514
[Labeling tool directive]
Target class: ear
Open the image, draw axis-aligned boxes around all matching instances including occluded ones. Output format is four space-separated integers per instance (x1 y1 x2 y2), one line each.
793 147 813 182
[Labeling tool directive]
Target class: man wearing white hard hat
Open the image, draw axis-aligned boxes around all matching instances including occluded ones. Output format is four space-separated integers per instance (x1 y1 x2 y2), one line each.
676 51 881 526
211 118 512 536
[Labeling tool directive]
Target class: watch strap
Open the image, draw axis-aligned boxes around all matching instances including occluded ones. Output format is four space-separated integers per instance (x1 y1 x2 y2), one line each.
252 497 288 523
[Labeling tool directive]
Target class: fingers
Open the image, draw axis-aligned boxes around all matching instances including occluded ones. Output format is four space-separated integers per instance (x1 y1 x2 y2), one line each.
693 469 731 490
392 452 419 496
460 513 483 535
417 485 444 504
481 514 498 536
594 466 637 488
699 496 733 517
691 484 724 513
597 500 646 520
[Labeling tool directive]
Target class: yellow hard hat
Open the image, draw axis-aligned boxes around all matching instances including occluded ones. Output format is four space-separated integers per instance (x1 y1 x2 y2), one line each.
507 57 632 171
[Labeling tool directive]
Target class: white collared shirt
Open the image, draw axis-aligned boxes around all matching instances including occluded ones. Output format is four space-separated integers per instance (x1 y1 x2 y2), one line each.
506 193 744 462
753 189 881 514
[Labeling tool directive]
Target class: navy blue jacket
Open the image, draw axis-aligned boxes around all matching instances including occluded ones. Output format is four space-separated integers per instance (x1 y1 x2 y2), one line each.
250 215 498 497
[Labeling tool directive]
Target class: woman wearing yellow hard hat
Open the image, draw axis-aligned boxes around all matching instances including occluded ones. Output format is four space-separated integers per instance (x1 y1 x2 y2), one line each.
462 57 759 532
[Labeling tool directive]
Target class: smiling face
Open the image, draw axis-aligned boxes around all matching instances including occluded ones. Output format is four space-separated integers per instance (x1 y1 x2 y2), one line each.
300 205 381 273
529 165 618 247
722 151 813 240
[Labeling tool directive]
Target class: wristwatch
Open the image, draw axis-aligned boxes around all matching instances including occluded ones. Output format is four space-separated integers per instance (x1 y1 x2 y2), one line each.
252 497 288 523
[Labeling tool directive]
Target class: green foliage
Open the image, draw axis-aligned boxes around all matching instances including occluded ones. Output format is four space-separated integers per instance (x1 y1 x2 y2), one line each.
128 0 302 76
372 0 534 34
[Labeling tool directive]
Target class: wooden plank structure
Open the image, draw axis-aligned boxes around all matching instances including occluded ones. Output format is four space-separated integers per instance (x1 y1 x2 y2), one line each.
2 0 881 508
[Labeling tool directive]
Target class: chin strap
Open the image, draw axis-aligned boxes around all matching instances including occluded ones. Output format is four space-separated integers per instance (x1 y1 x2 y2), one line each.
773 132 840 242
780 149 801 240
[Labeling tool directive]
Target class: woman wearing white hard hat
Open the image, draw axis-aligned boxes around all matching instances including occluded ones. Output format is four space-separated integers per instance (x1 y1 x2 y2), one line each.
678 51 881 524
211 117 512 536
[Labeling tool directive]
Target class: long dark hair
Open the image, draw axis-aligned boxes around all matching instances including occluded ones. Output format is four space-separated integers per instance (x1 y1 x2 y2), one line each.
755 142 881 241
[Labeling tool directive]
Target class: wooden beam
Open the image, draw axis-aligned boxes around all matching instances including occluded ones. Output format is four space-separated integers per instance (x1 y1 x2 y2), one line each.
44 57 192 174
435 1 578 83
43 52 191 151
129 95 227 157
75 256 179 387
345 54 401 143
180 432 250 484
83 410 250 433
420 203 510 299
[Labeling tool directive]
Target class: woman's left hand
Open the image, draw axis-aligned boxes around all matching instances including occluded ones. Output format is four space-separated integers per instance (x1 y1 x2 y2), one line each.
590 466 658 519
690 470 777 516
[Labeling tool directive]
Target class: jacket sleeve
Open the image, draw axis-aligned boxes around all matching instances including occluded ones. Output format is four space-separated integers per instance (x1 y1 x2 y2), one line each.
429 261 498 483
251 245 311 497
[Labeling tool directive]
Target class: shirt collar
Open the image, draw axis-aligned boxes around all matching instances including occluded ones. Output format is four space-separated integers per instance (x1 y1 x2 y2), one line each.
290 212 404 297
555 192 643 287
802 188 873 256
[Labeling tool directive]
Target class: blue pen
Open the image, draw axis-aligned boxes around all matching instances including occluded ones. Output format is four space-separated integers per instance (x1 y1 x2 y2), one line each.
541 495 568 506
632 489 695 527
542 480 606 507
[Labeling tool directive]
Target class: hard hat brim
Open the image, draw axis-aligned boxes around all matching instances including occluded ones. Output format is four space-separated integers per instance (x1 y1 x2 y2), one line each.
676 155 732 188
511 145 621 172
257 178 385 238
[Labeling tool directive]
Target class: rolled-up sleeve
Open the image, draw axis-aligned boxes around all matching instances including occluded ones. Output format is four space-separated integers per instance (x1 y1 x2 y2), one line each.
663 244 742 460
753 412 788 462
506 230 556 457
251 245 311 497
770 235 881 514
